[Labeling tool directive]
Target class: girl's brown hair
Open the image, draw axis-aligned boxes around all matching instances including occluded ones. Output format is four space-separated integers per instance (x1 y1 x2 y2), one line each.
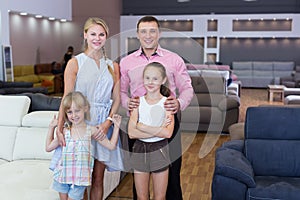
143 62 171 97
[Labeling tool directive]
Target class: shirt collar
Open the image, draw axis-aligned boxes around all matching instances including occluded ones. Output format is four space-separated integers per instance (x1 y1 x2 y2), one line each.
134 45 164 57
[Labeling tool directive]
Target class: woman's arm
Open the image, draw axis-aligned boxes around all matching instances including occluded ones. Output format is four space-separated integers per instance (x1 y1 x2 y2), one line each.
137 111 174 139
56 58 78 146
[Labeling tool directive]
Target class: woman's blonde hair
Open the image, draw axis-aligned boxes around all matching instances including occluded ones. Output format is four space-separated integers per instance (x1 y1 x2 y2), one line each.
83 17 115 81
62 91 91 128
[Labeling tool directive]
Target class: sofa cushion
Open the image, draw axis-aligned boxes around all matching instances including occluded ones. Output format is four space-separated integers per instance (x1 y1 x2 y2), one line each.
13 65 35 76
245 107 300 176
232 62 252 70
274 61 294 77
34 63 53 74
248 176 300 200
13 127 52 160
0 127 18 161
14 74 40 83
273 61 294 71
22 111 58 128
0 95 30 126
22 111 58 127
252 62 273 77
0 160 58 200
17 93 61 112
186 64 208 70
215 147 255 187
201 70 230 80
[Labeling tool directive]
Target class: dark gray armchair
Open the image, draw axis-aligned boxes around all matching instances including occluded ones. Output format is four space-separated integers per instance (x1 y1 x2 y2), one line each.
212 106 300 200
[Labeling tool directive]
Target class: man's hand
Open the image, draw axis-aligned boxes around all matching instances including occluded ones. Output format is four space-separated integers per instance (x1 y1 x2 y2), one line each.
164 96 180 114
128 96 140 111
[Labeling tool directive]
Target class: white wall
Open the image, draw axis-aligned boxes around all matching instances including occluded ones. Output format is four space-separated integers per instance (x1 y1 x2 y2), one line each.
0 0 122 81
0 0 72 80
9 13 76 65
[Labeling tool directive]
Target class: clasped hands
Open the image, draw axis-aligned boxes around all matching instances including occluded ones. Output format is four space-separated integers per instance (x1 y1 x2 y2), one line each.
92 114 122 141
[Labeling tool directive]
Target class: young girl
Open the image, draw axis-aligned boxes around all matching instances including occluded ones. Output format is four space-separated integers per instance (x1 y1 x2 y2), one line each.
46 91 121 200
128 62 175 200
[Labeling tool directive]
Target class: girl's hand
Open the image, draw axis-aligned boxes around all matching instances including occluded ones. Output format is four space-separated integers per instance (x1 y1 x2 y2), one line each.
111 114 122 128
162 115 172 127
49 115 58 128
94 122 110 141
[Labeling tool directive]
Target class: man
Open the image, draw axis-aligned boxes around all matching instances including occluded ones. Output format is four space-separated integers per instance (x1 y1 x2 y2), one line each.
119 15 194 200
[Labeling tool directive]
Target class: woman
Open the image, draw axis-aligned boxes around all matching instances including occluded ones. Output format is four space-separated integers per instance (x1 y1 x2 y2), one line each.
56 17 122 200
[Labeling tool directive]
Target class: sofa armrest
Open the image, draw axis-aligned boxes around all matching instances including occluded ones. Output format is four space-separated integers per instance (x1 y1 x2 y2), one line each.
214 147 256 188
221 140 244 152
218 96 240 111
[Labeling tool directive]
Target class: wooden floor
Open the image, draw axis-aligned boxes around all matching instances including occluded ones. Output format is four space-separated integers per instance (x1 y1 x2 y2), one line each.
107 133 230 200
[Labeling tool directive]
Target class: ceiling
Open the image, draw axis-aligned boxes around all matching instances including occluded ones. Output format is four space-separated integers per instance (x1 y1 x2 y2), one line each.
122 0 300 15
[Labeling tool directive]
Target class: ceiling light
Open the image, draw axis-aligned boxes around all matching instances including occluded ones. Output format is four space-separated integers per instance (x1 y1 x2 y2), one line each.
48 17 55 21
20 12 28 16
60 19 67 22
243 0 257 2
177 0 190 2
35 15 43 18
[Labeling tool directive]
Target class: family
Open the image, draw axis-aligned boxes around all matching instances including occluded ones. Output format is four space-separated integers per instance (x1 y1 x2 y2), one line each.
46 15 193 200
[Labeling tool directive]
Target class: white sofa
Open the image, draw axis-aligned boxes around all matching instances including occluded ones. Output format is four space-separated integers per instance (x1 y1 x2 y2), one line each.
0 95 121 200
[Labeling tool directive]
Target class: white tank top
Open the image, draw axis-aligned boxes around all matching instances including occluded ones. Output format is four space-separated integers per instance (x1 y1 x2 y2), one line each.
138 96 167 143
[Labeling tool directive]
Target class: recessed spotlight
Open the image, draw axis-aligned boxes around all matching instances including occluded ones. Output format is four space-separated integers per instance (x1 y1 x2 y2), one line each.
243 0 257 2
35 15 43 18
48 17 55 21
20 12 28 16
60 19 67 22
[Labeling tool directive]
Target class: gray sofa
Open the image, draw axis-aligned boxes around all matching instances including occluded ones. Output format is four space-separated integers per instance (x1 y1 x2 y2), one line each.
232 61 294 88
180 75 240 133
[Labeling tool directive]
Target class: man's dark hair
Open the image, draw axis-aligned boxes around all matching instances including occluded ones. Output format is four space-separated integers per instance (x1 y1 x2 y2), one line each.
136 16 160 31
